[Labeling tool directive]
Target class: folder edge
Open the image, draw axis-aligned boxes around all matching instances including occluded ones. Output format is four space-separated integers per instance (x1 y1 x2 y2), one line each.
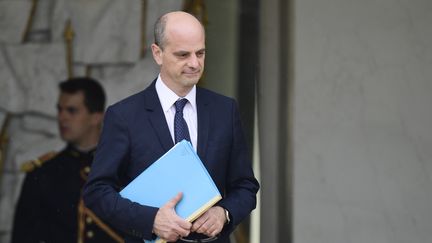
186 194 222 222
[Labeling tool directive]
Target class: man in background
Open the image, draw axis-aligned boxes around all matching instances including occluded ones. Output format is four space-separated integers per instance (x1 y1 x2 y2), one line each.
11 77 123 243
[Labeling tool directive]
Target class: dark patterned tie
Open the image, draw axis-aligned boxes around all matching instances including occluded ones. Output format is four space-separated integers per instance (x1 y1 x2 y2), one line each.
174 98 191 143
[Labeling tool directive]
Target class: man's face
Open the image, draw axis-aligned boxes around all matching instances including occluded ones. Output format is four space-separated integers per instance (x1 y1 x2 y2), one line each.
57 91 99 147
152 21 205 95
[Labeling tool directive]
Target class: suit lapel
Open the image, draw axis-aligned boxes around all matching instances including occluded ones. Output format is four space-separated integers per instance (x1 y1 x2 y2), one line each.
196 88 210 159
143 82 211 155
144 81 174 151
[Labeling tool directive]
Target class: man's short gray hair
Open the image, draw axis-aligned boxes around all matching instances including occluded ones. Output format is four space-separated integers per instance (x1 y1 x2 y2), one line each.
154 15 168 49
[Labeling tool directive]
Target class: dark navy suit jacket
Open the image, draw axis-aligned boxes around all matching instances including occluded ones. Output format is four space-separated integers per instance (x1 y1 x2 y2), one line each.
83 80 259 243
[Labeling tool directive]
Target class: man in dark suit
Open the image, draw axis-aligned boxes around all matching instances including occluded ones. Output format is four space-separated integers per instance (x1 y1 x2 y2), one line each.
11 77 123 243
83 11 259 243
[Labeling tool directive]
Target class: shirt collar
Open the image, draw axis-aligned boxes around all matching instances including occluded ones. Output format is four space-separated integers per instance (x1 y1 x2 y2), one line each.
66 144 96 158
155 74 196 112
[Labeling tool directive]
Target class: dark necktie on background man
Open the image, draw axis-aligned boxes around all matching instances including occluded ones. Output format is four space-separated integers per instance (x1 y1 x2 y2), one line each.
174 98 190 143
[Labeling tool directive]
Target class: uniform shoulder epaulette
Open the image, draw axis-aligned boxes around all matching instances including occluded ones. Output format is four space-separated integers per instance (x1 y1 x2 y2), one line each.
20 151 58 173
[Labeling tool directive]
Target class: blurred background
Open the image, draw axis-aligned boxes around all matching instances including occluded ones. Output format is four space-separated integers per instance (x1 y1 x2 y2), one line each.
1 0 432 243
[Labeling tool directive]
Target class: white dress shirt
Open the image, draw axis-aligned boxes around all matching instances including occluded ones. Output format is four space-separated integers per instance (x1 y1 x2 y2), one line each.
155 75 198 151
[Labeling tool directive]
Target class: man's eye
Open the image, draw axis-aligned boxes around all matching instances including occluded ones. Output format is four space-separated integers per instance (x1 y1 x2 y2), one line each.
176 53 189 58
67 108 77 114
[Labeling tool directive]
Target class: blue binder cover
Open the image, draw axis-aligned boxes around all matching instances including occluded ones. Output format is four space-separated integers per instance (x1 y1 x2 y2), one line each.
119 140 222 243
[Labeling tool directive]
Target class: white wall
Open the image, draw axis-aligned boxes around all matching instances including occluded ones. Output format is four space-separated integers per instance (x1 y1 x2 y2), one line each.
205 0 238 98
293 0 432 242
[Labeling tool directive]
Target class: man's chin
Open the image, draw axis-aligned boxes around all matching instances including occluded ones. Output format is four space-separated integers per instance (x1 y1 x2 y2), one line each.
60 134 73 143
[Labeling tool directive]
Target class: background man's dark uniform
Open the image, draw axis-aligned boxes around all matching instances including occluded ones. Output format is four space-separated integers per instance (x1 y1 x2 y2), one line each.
11 144 122 243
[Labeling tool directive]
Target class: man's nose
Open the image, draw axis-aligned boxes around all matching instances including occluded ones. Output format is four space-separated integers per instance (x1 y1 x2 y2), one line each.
187 55 200 68
58 110 68 121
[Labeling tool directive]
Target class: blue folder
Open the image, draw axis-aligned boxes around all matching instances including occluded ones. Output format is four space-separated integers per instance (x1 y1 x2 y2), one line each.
119 140 222 243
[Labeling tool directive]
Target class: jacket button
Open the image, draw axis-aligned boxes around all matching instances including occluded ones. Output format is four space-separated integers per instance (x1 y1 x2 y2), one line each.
86 230 94 238
86 216 93 224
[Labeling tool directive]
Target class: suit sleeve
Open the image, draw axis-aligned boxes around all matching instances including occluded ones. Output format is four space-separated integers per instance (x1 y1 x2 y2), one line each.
11 172 43 243
217 100 260 235
83 107 158 240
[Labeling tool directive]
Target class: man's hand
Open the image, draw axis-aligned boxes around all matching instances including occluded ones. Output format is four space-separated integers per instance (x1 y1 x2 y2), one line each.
191 206 226 237
153 192 192 242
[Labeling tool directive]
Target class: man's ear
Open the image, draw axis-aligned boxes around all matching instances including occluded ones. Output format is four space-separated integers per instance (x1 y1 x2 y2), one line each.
151 43 163 65
91 112 104 127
